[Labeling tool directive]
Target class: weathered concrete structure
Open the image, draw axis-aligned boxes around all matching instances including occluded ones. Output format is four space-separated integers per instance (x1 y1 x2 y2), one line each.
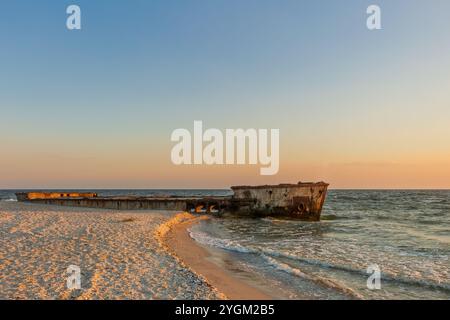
232 182 329 220
15 182 329 221
15 192 97 201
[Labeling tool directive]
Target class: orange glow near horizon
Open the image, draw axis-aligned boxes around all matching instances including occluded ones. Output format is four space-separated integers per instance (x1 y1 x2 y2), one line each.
2 136 450 189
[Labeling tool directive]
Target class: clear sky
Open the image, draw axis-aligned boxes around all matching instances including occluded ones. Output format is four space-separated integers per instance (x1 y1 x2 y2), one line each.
1 0 450 189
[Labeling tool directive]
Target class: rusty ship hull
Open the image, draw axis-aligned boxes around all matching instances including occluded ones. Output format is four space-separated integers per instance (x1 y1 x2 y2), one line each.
231 182 329 220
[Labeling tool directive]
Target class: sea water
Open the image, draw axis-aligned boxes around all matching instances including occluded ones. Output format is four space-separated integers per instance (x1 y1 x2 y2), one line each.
189 190 450 299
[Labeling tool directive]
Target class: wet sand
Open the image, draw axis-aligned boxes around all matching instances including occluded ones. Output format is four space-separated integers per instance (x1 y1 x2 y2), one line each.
158 213 271 300
0 201 219 300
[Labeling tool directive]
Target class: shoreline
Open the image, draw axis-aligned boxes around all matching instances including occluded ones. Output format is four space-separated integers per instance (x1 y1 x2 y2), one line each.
158 213 271 300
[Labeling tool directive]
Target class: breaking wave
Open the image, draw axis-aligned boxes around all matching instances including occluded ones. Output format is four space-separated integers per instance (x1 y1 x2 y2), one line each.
189 228 363 298
188 228 255 254
188 227 450 294
260 254 364 299
0 198 17 202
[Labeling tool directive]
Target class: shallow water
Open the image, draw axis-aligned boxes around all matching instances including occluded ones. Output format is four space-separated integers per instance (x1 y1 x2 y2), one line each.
189 190 450 299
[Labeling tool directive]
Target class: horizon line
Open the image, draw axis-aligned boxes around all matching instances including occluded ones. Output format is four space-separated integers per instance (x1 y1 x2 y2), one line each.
2 187 450 191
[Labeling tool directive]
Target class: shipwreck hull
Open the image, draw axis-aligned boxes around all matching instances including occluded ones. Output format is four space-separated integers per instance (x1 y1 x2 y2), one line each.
15 182 329 221
231 182 329 221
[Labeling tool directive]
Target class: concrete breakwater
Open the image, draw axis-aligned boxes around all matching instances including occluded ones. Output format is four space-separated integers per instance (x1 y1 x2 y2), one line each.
16 182 329 221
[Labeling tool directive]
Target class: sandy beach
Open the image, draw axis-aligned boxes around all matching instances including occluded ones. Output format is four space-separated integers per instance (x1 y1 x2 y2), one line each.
0 201 220 300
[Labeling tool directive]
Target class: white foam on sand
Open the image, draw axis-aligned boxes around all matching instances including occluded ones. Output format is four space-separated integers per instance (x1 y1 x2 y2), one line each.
0 201 219 300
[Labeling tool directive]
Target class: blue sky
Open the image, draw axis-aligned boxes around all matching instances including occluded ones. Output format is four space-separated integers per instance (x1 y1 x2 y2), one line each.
1 1 450 188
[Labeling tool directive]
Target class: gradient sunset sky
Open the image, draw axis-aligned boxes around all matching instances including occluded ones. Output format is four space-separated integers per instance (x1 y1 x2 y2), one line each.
1 0 450 189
